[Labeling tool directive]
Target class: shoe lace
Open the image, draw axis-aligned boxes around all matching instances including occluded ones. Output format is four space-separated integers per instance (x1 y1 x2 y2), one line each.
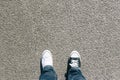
69 60 79 67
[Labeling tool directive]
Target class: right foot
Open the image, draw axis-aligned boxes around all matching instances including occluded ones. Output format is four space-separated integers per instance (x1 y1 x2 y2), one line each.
65 51 81 80
69 51 81 68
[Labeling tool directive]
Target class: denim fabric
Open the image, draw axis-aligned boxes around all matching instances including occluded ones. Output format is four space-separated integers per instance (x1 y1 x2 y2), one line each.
39 66 57 80
39 66 86 80
67 67 86 80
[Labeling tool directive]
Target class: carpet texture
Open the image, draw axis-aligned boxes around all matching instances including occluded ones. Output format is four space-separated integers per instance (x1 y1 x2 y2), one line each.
0 0 120 80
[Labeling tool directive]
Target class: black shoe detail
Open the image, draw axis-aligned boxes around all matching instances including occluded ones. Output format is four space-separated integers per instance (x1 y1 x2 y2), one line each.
65 57 81 80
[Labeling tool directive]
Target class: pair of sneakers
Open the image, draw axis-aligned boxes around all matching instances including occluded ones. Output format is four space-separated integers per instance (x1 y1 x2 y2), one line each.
41 50 81 74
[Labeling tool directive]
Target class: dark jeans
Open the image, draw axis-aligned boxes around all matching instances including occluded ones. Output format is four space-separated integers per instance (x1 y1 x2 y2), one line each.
39 66 86 80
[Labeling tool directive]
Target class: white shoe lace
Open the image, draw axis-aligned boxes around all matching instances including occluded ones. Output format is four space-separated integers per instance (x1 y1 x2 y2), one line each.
69 60 79 67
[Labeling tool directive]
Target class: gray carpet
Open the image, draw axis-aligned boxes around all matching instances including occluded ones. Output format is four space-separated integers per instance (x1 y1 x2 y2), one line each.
0 0 120 80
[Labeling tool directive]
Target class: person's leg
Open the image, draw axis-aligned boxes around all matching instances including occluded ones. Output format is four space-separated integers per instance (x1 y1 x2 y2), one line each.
39 65 57 80
67 67 86 80
39 50 57 80
65 51 86 80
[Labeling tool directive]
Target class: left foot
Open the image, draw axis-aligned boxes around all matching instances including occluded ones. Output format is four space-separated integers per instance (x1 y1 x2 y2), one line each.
41 50 53 68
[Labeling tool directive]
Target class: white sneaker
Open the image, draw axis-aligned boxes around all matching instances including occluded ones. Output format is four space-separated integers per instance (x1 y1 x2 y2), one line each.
42 50 53 68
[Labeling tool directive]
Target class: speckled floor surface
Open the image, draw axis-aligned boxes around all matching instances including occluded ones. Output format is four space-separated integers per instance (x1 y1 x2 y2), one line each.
0 0 120 80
